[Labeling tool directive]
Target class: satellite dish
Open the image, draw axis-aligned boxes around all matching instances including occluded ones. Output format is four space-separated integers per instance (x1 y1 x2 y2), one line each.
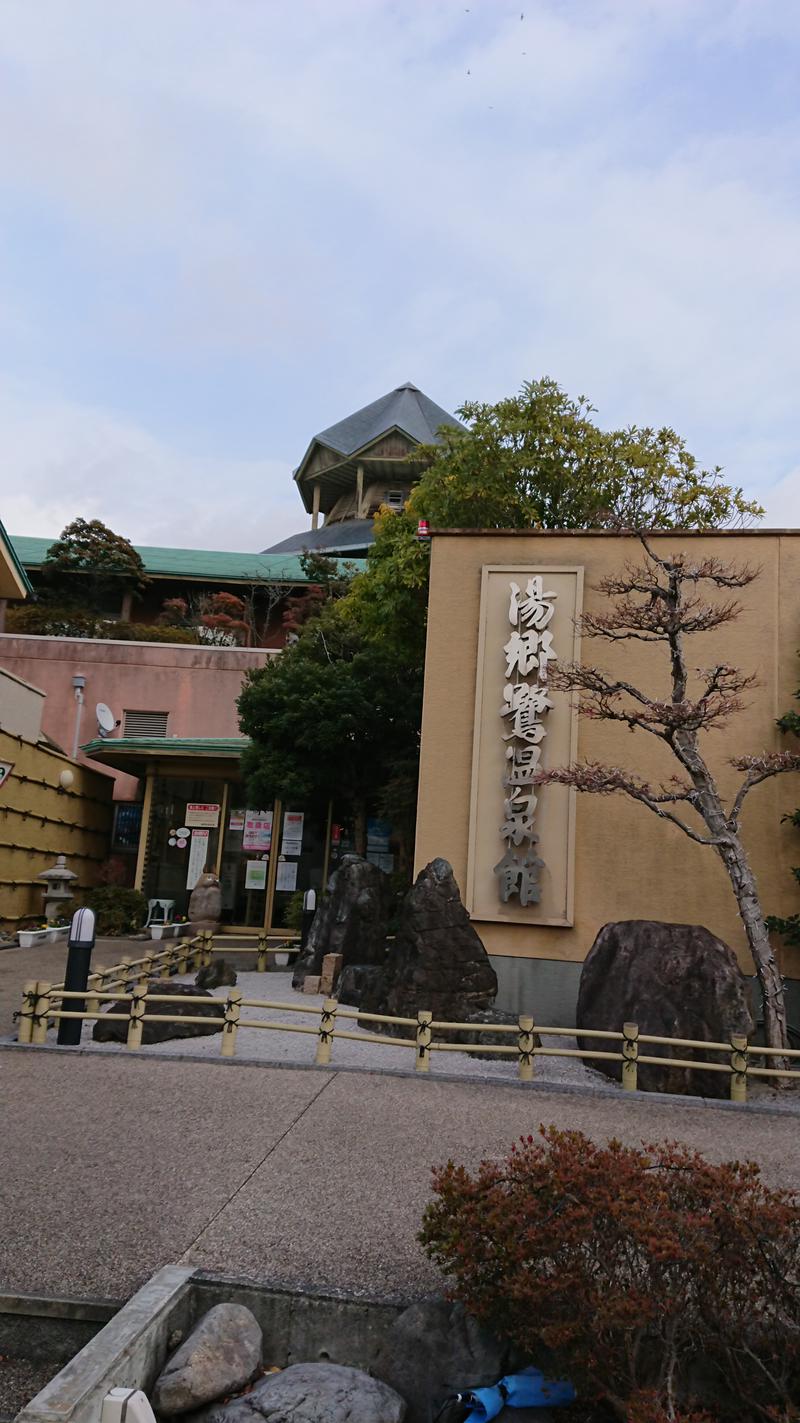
96 703 116 738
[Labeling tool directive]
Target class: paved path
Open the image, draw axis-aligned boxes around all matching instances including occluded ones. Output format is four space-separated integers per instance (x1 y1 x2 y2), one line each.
3 1046 800 1307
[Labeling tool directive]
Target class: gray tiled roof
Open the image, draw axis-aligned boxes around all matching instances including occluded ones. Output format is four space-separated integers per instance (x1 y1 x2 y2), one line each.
313 382 462 457
263 520 375 556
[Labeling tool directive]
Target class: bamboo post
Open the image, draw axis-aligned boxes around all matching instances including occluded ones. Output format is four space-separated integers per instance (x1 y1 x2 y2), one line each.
31 982 51 1045
315 997 338 1066
730 1033 749 1103
126 983 147 1049
415 1010 432 1073
202 931 213 968
517 1014 535 1081
86 973 101 1021
621 1021 639 1091
221 988 242 1058
141 951 154 986
18 980 37 1044
257 934 268 973
121 955 133 990
177 939 189 975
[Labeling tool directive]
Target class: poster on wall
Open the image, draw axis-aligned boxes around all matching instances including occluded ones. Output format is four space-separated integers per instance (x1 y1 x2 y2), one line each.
275 859 298 892
186 829 210 889
228 808 245 832
466 565 583 927
243 810 272 851
186 803 220 828
281 811 304 856
366 818 391 853
245 860 268 890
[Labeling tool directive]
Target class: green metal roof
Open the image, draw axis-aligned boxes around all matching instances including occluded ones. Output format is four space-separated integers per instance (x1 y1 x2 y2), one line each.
9 535 365 585
83 736 249 758
0 520 34 597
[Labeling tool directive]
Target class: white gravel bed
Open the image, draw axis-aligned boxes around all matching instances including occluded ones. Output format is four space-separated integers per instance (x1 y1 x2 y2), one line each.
74 971 614 1089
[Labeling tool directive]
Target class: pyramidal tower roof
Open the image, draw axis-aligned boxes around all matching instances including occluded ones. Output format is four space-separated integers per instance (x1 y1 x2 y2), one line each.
311 382 462 460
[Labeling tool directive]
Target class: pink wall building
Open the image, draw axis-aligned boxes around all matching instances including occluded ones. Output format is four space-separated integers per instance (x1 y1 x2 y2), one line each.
0 633 275 801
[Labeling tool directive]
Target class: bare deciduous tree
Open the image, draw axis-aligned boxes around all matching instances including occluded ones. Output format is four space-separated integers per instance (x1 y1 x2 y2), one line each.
538 536 800 1055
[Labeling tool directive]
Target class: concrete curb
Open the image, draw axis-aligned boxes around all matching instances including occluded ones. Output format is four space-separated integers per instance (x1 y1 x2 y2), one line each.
3 1038 800 1119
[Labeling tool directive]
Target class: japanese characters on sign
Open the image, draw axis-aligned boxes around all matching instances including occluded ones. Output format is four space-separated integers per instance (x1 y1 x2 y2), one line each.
493 576 557 907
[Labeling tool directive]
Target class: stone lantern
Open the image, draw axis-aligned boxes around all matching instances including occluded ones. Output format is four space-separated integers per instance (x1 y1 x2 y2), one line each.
38 855 78 925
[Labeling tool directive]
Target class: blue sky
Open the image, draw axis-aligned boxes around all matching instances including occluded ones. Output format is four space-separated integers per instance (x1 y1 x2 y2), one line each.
1 0 799 550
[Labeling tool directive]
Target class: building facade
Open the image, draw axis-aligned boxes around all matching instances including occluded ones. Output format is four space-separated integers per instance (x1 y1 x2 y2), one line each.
416 529 800 1021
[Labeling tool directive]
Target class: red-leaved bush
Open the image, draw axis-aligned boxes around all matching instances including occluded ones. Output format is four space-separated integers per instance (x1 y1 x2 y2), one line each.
419 1127 800 1422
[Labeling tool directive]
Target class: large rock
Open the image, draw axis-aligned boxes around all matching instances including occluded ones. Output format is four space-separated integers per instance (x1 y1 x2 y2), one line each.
188 1362 406 1423
370 1299 528 1423
293 855 391 988
361 859 497 1028
92 980 224 1044
577 920 754 1098
336 964 384 1008
462 1009 541 1062
152 1304 262 1415
196 958 237 990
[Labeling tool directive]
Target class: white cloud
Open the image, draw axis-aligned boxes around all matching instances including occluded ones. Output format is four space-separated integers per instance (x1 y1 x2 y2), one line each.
0 382 302 551
0 0 798 539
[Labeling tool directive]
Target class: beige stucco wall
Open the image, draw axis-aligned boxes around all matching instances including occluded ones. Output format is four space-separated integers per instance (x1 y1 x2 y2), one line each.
416 530 800 980
0 668 45 741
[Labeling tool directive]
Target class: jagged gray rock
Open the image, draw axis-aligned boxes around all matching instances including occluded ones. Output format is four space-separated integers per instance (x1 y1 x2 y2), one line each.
152 1304 262 1415
336 963 384 1008
361 859 497 1027
293 855 390 988
370 1299 530 1423
196 958 237 990
92 980 224 1044
186 1362 406 1423
577 920 754 1098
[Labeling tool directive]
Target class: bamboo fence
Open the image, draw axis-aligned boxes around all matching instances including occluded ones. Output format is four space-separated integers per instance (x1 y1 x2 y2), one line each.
14 932 800 1103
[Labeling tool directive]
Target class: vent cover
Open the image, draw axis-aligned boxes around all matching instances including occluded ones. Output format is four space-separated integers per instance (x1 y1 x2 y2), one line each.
123 710 169 738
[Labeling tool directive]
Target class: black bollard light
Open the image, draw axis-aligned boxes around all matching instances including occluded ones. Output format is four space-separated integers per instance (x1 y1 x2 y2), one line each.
57 906 96 1045
300 888 317 951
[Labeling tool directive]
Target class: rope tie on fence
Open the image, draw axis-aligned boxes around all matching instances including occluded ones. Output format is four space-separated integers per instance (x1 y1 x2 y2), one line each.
126 984 147 1050
416 1010 433 1073
15 981 38 1044
621 1021 639 1092
517 1015 535 1081
729 1033 749 1103
221 988 242 1058
315 997 338 1065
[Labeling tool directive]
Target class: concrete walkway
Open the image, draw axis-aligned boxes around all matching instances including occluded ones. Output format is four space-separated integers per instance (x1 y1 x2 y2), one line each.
3 1046 800 1307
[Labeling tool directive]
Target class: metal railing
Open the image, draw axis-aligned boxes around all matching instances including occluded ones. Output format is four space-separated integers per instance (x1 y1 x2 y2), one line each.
14 934 800 1103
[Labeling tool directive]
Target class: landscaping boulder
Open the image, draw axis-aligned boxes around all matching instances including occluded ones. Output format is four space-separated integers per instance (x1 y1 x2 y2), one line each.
189 1362 406 1423
152 1304 262 1416
196 958 237 990
371 1299 529 1423
336 964 384 1008
92 980 224 1044
293 855 391 988
462 1009 541 1062
360 859 497 1029
577 920 754 1098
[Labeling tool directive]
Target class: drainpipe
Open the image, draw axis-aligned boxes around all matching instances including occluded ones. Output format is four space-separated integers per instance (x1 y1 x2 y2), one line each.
71 674 86 759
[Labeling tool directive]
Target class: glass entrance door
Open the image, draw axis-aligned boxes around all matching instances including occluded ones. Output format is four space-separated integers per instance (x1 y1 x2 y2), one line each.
219 803 273 927
269 803 328 930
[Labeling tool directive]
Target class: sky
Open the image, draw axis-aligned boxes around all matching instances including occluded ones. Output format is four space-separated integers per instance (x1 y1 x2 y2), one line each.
1 0 799 552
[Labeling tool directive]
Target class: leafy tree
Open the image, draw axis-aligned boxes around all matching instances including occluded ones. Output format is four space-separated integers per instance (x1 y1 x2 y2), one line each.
240 377 763 883
238 599 422 860
538 536 800 1054
42 517 149 604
